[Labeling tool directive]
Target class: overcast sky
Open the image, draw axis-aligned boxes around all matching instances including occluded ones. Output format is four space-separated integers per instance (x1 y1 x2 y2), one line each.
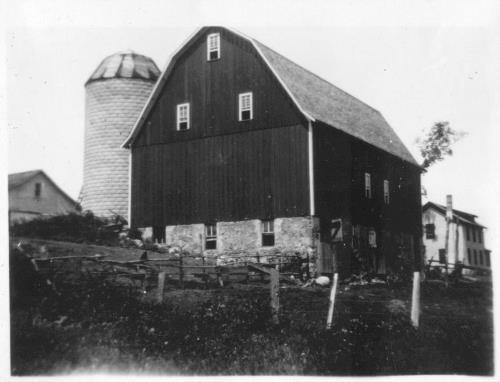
2 0 499 252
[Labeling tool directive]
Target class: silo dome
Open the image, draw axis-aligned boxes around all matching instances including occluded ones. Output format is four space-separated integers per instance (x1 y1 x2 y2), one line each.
81 51 160 219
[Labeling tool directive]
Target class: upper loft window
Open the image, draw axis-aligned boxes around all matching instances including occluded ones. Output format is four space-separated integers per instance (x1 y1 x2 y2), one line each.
238 92 253 121
262 220 275 247
34 182 42 198
176 103 190 131
205 224 217 250
364 173 372 199
425 223 435 239
207 33 220 61
383 179 390 204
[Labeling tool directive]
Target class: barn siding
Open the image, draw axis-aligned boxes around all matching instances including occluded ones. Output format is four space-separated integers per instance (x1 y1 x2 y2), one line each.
134 27 306 147
131 124 310 227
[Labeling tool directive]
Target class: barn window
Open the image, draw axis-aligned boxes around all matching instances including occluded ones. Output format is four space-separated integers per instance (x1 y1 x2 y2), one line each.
364 173 371 199
205 224 217 250
238 92 253 121
262 220 275 247
176 103 190 130
383 179 390 204
153 226 165 244
34 182 42 198
467 248 471 264
207 33 220 61
424 223 435 239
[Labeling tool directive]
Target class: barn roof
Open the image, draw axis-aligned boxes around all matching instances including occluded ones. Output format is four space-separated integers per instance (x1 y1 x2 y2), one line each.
86 50 160 85
122 27 418 166
8 169 77 206
423 201 485 228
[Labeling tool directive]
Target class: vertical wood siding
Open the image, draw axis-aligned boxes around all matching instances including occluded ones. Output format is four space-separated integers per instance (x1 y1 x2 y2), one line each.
131 125 310 227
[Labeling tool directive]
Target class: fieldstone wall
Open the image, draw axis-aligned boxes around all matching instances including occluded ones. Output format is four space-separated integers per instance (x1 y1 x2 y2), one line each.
81 78 155 218
155 216 319 276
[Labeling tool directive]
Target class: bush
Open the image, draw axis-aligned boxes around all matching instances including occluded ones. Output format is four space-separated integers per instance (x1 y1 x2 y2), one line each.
10 211 126 246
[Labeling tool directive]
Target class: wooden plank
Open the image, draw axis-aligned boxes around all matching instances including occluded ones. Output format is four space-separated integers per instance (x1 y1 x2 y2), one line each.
411 271 420 327
326 273 338 329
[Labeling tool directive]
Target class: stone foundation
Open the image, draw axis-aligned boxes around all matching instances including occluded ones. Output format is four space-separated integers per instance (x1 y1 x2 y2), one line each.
141 216 319 276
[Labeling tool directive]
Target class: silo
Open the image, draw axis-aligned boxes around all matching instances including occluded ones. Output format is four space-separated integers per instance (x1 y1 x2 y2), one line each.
81 51 160 219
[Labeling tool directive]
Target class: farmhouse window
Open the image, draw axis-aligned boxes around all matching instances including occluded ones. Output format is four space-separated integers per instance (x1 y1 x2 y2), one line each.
34 182 42 198
467 248 471 264
383 179 390 204
262 220 275 247
473 249 477 265
472 228 476 242
466 226 470 241
205 224 217 250
238 92 253 121
207 33 220 60
424 223 435 239
364 173 371 199
478 229 483 243
439 249 446 264
486 251 491 267
176 103 190 130
479 250 484 265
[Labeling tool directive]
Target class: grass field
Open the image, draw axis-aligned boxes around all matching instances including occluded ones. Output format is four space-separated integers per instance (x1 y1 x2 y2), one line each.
10 239 494 376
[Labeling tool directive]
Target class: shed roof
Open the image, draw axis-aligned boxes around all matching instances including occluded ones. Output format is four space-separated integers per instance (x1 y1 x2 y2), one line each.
122 27 418 166
86 51 160 85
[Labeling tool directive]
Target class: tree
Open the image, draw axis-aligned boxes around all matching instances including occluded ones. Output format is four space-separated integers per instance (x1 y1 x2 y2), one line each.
416 121 466 171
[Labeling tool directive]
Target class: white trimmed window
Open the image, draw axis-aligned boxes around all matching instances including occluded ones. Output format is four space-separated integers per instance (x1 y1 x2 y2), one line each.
364 173 372 199
205 224 217 250
262 220 275 247
383 179 390 204
238 92 253 121
207 33 220 61
176 103 190 131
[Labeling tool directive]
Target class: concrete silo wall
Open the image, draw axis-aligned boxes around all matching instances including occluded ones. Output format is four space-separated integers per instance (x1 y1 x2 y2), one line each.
82 78 155 218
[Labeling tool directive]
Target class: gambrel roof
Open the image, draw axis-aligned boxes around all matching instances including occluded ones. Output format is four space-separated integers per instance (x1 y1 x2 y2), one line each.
122 26 418 166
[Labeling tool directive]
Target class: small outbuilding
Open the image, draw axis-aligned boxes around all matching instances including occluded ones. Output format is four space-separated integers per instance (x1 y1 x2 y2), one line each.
8 170 78 225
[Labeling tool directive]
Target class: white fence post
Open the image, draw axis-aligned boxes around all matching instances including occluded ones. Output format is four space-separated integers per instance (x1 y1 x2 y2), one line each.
411 271 421 327
326 272 339 329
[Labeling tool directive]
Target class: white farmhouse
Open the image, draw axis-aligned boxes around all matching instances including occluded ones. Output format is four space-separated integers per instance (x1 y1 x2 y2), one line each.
422 201 490 270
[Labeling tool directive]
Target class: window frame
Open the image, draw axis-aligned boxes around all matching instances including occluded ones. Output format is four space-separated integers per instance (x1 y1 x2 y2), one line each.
205 223 217 250
383 179 390 204
424 223 435 239
364 172 372 199
467 248 471 265
207 33 220 61
261 219 275 247
176 103 190 131
238 92 253 121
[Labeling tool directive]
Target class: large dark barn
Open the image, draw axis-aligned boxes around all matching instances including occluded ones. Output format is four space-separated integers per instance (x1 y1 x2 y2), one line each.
122 26 422 277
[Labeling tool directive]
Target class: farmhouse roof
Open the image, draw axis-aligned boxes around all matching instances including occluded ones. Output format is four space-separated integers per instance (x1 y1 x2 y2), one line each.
122 27 418 166
86 51 161 85
423 201 485 228
8 169 77 206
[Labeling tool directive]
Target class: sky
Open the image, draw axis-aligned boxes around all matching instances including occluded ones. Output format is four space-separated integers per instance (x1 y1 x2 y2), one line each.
1 0 500 378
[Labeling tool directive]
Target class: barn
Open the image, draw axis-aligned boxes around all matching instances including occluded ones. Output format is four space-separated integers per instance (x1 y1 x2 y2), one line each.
122 26 422 277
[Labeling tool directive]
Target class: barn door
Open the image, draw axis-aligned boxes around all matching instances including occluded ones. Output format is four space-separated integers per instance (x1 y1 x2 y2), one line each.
319 219 343 274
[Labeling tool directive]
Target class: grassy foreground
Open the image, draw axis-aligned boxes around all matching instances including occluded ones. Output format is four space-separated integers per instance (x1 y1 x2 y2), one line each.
10 249 493 376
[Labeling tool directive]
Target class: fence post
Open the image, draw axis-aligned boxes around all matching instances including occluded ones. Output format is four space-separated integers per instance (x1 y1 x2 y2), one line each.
216 266 224 287
411 271 421 327
157 271 166 303
326 272 339 329
179 252 184 289
269 268 279 324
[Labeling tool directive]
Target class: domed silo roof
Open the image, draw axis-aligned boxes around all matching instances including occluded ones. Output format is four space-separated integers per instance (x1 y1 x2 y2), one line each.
85 50 161 85
81 51 160 219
